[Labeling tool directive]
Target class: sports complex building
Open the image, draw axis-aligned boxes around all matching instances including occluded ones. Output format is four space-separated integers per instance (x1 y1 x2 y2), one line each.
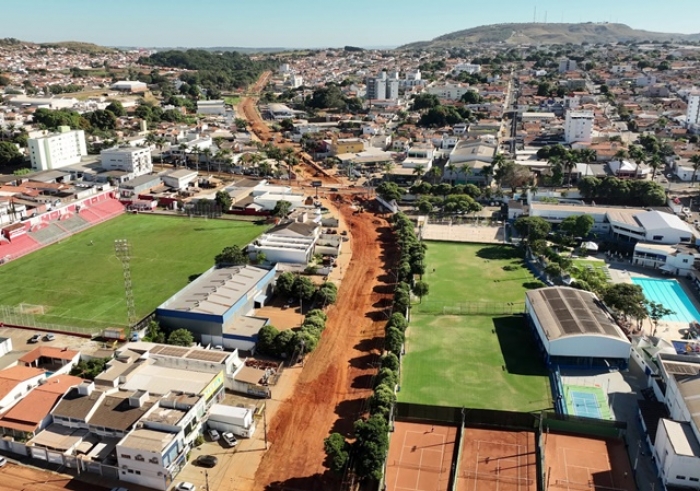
156 265 276 351
525 287 632 370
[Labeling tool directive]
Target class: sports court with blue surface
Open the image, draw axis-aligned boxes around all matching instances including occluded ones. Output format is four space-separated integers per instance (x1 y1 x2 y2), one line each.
631 277 700 323
564 384 612 420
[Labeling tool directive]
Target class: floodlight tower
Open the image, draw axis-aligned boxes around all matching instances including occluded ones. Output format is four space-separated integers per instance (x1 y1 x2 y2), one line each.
114 239 136 328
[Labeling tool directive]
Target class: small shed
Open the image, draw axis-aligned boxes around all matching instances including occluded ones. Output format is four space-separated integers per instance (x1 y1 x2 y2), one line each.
207 404 256 438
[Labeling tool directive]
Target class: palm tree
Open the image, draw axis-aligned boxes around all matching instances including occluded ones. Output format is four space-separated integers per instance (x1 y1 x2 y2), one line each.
690 154 700 186
216 149 231 175
648 153 663 181
563 151 577 188
459 163 472 184
413 164 425 181
578 148 597 163
628 145 646 179
287 155 299 183
177 143 188 168
613 149 628 162
155 136 167 171
426 166 442 185
445 163 457 184
201 148 213 172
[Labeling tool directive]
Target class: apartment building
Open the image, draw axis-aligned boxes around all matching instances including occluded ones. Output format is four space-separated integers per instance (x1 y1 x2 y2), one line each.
564 110 594 143
100 146 153 176
28 126 87 171
687 92 700 128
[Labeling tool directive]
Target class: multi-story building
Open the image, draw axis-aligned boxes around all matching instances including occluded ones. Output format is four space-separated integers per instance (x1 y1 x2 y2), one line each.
100 146 153 176
558 59 578 73
687 92 700 128
564 110 594 143
425 82 474 101
28 126 87 171
453 63 481 74
366 74 387 101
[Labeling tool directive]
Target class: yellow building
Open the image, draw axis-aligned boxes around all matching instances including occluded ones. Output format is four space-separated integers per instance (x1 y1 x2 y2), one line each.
331 138 365 156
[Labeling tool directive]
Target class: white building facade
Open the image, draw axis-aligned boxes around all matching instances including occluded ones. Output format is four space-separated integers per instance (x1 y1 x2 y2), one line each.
28 126 87 171
687 92 700 128
100 146 153 176
564 111 594 143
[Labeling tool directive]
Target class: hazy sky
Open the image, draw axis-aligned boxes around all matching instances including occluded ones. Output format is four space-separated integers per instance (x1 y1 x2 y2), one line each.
3 0 700 48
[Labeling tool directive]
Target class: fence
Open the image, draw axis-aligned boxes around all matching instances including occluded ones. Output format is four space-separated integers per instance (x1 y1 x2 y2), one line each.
0 304 104 335
418 301 526 316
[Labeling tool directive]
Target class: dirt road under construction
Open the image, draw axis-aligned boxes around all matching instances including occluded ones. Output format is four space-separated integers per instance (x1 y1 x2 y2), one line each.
239 71 273 142
253 200 395 491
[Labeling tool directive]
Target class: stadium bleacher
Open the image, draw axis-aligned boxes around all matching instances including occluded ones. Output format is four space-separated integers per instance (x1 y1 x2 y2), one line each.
29 223 70 244
57 214 90 233
0 234 41 262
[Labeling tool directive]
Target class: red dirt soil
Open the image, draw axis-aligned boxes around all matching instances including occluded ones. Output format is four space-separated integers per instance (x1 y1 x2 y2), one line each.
0 462 104 491
385 422 457 491
545 433 635 491
253 201 394 491
241 71 274 143
456 428 537 491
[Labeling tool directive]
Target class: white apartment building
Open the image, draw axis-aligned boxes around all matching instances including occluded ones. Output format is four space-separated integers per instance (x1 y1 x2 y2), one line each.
425 82 474 101
564 110 594 143
453 63 481 74
290 74 304 88
687 92 700 128
28 126 87 171
558 59 578 73
100 146 153 176
401 69 425 89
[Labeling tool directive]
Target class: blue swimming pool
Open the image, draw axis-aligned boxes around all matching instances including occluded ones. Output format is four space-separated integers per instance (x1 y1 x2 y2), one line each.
631 277 700 323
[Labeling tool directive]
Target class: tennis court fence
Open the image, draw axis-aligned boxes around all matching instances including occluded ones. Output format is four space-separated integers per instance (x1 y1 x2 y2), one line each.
460 471 534 485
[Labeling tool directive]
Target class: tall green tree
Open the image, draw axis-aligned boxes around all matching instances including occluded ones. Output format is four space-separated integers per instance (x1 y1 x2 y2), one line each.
167 328 194 347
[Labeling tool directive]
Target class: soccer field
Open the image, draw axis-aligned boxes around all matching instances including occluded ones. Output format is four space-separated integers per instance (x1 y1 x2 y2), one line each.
0 215 264 330
399 242 551 411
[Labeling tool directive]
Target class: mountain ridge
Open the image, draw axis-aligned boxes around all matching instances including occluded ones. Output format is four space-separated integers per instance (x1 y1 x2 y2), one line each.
399 22 700 49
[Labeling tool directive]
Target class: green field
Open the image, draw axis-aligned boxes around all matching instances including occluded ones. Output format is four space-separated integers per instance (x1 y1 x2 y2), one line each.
0 215 264 330
399 242 551 411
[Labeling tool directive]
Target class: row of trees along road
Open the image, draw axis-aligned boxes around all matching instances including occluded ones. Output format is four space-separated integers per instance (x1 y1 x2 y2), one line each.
324 213 429 483
514 216 675 336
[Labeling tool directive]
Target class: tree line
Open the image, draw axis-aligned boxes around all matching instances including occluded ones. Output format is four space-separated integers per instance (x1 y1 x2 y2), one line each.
324 213 429 482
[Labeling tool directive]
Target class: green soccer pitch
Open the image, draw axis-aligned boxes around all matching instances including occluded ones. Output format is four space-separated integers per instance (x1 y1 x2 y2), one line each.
399 242 551 411
0 214 265 331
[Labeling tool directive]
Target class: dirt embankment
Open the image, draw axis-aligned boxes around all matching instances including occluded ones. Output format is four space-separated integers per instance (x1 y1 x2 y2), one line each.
253 201 396 491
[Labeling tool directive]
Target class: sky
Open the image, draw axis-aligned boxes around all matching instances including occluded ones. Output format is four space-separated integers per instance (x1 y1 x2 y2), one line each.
3 0 700 48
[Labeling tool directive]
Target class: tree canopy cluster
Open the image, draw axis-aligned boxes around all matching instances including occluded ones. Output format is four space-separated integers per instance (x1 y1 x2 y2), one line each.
577 176 667 206
256 308 328 359
214 245 248 266
32 107 125 135
305 83 362 112
139 49 275 91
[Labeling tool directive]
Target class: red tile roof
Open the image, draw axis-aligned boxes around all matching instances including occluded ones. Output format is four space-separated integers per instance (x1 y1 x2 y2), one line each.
19 347 79 364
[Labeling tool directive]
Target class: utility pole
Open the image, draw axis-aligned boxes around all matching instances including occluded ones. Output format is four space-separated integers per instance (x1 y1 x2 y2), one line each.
205 469 210 491
114 239 136 329
263 403 268 450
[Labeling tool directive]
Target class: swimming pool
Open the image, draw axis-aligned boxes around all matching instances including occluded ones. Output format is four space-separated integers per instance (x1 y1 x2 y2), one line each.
631 277 700 323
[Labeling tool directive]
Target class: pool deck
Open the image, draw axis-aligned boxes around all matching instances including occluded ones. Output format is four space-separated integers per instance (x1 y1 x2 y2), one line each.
605 259 700 342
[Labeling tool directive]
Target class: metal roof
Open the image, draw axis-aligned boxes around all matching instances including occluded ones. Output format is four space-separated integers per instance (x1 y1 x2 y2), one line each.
526 287 627 341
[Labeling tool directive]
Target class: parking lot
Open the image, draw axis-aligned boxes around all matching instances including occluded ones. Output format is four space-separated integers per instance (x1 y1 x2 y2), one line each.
170 367 301 491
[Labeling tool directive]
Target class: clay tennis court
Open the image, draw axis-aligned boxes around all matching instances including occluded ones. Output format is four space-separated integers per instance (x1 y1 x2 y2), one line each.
456 428 537 491
385 422 457 491
544 433 635 491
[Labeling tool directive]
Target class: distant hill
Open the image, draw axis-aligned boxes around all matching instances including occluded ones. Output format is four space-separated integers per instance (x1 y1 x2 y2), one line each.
118 46 289 54
400 22 700 48
0 38 116 54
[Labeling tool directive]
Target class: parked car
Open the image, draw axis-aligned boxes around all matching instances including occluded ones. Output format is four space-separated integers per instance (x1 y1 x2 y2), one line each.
175 483 196 491
196 455 218 468
222 432 238 447
28 334 41 343
207 428 220 441
44 333 55 341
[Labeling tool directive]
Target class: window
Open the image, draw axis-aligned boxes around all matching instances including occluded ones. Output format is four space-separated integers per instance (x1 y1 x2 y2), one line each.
690 477 699 482
683 259 689 264
653 235 664 241
120 454 131 459
676 475 686 480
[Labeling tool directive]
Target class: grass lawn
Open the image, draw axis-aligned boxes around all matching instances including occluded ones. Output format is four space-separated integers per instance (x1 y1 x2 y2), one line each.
224 96 241 106
400 242 550 411
400 315 550 411
416 243 543 313
0 215 264 330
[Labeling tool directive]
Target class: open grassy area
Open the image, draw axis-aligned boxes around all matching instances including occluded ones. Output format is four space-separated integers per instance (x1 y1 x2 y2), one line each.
416 243 543 313
0 215 264 330
224 96 241 106
400 242 551 411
